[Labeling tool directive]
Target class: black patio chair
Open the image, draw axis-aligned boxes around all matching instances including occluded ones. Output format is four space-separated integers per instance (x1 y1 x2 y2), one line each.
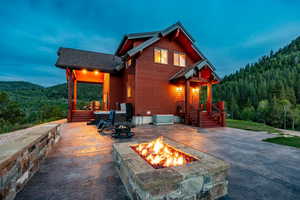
97 110 116 135
97 104 135 138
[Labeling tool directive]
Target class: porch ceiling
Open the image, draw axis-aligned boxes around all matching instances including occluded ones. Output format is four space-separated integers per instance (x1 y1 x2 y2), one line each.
72 69 105 83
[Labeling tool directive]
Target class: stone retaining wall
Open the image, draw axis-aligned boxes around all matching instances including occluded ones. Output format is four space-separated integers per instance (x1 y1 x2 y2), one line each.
0 123 63 200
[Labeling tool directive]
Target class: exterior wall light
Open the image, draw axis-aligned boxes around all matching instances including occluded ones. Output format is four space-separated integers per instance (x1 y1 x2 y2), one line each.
192 88 199 93
176 87 183 92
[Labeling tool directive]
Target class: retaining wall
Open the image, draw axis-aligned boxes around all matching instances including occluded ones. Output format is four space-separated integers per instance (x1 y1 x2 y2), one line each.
0 122 63 200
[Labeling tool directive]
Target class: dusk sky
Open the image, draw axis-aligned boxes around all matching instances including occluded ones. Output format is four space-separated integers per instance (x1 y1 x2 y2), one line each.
1 0 300 86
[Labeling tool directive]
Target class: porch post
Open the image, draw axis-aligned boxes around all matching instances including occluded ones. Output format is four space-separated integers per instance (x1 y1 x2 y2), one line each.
207 83 212 113
67 69 74 122
73 79 77 110
102 73 110 111
185 80 190 124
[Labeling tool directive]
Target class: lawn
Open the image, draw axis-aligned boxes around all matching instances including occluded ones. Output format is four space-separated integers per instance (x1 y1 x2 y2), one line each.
226 119 283 134
263 136 300 148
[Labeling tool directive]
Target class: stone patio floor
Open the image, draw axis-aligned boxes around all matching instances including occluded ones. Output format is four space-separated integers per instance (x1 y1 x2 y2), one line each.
15 123 300 200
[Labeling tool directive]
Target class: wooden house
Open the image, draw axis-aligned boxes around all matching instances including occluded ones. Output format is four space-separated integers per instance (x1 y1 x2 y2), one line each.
55 22 225 128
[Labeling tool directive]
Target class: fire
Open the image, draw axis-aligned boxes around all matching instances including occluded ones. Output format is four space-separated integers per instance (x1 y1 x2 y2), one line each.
131 137 197 168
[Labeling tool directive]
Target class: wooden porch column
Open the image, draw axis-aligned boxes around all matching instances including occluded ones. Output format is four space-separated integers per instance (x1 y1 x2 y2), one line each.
207 83 212 113
67 69 74 122
185 80 190 124
102 73 110 111
73 79 77 110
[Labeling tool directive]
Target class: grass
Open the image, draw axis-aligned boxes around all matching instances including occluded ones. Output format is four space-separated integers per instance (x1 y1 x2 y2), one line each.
263 136 300 148
226 119 283 134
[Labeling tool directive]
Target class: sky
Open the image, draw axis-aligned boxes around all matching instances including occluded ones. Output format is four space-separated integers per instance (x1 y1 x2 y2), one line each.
0 0 300 87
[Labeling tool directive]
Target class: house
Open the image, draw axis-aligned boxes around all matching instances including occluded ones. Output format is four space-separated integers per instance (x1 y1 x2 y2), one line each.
55 22 225 128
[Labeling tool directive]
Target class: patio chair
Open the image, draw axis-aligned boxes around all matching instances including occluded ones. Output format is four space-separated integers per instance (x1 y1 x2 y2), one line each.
97 105 134 138
97 110 116 134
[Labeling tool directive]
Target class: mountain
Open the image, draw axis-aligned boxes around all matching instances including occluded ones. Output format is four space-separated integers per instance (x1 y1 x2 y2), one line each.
215 36 300 129
0 81 102 102
0 81 43 91
0 81 102 126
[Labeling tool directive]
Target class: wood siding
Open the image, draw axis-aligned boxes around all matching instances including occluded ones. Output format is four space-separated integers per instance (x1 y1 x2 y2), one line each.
134 37 199 115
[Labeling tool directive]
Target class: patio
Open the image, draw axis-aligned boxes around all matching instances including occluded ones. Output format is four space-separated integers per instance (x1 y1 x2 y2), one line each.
15 123 300 200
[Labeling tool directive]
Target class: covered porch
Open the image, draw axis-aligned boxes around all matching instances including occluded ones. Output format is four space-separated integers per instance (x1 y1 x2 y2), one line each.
66 68 110 122
55 47 123 122
171 60 226 128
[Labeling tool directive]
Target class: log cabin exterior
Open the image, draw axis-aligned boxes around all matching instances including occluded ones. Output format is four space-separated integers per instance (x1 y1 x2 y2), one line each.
55 22 226 128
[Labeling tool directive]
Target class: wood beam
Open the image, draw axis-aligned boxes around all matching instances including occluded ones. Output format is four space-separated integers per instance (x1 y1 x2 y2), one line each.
67 69 74 122
73 79 77 110
185 80 190 124
102 73 110 111
207 83 212 113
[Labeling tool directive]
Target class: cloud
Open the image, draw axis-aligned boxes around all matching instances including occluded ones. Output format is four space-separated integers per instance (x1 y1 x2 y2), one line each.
242 22 300 48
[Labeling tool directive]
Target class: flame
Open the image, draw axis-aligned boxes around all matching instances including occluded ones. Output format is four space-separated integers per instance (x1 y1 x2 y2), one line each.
131 137 193 168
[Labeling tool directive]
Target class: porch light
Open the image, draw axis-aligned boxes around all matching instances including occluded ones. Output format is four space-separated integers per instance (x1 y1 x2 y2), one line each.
176 87 183 92
82 69 87 74
94 70 99 75
192 88 199 93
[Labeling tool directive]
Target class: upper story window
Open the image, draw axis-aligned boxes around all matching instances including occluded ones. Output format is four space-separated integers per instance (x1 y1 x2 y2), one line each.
174 52 186 67
154 48 168 64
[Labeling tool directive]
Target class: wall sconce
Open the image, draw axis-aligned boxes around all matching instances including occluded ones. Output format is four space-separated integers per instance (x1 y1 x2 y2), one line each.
176 87 183 92
192 88 199 93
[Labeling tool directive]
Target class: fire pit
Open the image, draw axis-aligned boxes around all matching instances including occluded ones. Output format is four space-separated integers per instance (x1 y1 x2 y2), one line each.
130 137 198 169
113 137 230 200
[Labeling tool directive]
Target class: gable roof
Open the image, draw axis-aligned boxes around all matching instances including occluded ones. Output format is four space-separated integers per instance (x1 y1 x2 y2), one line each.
115 22 214 70
169 59 221 82
56 47 123 73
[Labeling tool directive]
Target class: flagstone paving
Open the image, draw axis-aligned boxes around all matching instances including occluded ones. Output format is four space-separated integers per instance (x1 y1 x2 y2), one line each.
15 123 300 200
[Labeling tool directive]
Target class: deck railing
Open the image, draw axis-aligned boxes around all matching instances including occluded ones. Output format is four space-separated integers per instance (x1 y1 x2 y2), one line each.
210 101 226 126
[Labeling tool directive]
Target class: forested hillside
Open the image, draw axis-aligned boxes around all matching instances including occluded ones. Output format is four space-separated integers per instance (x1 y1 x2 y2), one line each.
215 36 300 130
0 81 102 133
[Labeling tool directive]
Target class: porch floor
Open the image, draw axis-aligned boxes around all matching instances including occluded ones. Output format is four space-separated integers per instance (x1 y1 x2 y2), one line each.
15 123 300 200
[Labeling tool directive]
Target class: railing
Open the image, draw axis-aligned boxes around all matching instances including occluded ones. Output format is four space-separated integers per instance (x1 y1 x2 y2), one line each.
210 101 226 127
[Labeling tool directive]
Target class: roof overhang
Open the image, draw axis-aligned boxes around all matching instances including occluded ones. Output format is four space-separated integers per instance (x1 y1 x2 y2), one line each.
169 60 221 83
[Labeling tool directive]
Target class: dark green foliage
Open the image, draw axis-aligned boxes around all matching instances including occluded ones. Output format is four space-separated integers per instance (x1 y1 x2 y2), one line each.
215 36 300 130
0 81 102 133
263 136 300 148
0 92 25 133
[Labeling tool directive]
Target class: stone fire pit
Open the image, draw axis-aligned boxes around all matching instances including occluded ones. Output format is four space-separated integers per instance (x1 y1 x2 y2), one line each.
112 137 230 200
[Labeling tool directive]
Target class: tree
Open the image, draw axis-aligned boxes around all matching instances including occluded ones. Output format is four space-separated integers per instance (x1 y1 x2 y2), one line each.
257 100 269 123
289 105 300 130
240 106 255 121
278 99 292 129
0 92 24 124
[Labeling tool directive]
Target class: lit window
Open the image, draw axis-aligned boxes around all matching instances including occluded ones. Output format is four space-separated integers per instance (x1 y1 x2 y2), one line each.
154 48 168 64
174 52 186 67
127 86 132 98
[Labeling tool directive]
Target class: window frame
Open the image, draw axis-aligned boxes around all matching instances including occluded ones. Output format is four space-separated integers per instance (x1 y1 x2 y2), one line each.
154 47 168 64
173 51 186 67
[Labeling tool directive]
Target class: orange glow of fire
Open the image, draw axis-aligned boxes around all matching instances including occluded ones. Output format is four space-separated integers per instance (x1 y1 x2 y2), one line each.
131 137 197 168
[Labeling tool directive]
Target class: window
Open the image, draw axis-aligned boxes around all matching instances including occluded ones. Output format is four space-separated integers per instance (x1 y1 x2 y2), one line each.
127 86 132 98
154 48 168 64
174 52 186 67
